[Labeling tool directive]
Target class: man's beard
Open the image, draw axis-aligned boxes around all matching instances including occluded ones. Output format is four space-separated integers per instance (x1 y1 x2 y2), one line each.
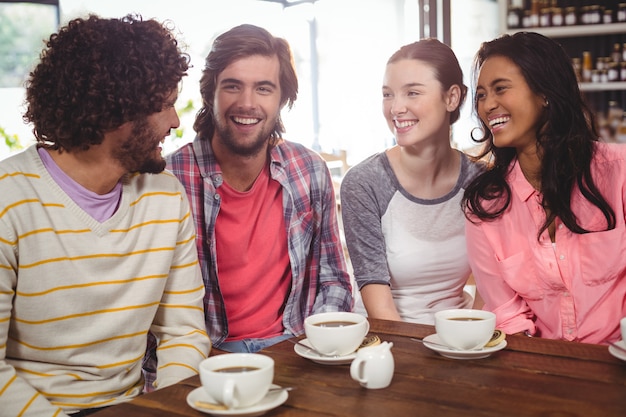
214 115 273 158
114 118 167 174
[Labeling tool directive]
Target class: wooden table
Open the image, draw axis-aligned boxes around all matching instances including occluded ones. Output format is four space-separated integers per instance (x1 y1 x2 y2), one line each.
93 318 626 417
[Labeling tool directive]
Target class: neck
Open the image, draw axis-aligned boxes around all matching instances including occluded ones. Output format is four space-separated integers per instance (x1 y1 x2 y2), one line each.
388 143 460 199
46 148 125 194
212 140 270 192
517 151 542 191
397 143 458 180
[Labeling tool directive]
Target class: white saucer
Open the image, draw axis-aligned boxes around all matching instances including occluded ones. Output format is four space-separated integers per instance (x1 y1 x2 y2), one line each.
186 384 288 416
293 338 357 365
422 333 507 360
608 339 626 361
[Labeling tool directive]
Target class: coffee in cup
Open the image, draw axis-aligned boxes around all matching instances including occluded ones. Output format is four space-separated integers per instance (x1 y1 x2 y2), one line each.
434 309 496 350
304 311 369 356
199 353 274 409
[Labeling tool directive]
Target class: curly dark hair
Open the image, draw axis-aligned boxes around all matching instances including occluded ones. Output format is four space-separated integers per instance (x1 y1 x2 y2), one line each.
462 32 615 238
24 14 190 151
193 24 298 146
387 38 467 125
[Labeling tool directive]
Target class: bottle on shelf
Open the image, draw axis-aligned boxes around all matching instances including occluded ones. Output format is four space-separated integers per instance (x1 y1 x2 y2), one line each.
582 51 593 83
612 43 622 64
607 100 623 142
552 6 564 26
529 0 540 27
564 6 578 26
619 3 626 23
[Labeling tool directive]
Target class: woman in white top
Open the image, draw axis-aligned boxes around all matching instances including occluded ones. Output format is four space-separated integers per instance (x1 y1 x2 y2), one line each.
341 39 484 324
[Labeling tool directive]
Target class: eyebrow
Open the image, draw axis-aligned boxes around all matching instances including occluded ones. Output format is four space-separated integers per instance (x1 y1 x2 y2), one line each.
220 78 278 90
476 77 510 90
382 82 425 90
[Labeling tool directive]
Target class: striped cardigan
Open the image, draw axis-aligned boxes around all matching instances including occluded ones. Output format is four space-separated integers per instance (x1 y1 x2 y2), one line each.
0 146 211 416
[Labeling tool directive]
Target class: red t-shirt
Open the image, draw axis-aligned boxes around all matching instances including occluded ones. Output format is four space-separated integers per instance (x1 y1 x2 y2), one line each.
215 165 292 340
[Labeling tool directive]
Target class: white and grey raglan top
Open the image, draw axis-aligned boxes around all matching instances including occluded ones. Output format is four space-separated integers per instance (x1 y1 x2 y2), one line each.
340 150 484 324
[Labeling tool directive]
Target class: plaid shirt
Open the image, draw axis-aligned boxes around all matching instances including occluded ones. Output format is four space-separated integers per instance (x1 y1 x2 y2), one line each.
165 136 353 347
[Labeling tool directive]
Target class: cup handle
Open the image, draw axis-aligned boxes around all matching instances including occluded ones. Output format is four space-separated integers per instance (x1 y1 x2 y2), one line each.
350 357 367 384
222 379 237 409
364 320 370 335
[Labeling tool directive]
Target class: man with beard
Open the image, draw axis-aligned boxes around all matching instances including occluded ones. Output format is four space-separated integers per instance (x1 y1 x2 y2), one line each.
164 24 353 353
0 15 210 417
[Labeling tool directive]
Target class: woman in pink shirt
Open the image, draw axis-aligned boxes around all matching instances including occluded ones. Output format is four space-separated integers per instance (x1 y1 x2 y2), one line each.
462 32 626 345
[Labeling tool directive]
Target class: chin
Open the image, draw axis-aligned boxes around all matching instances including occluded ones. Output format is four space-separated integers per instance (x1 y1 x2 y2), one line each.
137 158 167 174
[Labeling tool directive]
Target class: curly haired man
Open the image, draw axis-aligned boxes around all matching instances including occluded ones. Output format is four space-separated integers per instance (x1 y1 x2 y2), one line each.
0 14 210 416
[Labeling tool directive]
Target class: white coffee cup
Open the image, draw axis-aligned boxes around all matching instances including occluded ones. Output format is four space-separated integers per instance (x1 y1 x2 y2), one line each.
350 341 394 389
199 353 274 409
435 309 496 350
621 316 626 341
304 311 369 356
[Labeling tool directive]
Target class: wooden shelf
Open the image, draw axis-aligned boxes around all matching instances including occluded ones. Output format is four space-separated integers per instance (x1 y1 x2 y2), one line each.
505 23 626 38
580 82 626 92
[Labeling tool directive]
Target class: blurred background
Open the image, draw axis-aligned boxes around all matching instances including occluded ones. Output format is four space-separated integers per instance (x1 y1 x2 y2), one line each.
0 0 498 164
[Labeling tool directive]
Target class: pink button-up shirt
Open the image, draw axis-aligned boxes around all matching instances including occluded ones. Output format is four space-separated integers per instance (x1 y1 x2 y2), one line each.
466 142 626 344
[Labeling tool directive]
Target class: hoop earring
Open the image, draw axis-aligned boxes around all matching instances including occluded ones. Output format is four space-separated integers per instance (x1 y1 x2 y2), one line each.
471 126 485 141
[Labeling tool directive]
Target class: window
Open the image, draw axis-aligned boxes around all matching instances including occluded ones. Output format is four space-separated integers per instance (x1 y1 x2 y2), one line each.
0 0 58 157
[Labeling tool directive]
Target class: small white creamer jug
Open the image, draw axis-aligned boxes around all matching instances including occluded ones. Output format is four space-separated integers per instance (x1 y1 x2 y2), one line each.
350 341 394 389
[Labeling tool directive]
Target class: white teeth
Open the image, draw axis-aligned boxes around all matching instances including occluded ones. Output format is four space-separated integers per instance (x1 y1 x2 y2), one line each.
233 117 259 125
395 120 417 128
489 116 509 127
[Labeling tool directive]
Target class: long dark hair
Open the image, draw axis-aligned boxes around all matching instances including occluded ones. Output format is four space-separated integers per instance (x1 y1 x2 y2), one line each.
462 32 615 237
193 24 298 145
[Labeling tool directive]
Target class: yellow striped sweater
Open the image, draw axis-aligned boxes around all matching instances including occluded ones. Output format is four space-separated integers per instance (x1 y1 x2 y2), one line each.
0 146 211 416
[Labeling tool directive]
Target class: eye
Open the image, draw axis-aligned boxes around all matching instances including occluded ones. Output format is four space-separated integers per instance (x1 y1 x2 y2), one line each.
382 92 392 99
475 91 486 101
223 83 239 92
407 90 420 97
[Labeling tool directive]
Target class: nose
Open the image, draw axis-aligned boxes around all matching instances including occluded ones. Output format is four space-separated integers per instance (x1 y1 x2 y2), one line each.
480 92 498 115
390 97 407 116
237 87 257 109
169 106 180 129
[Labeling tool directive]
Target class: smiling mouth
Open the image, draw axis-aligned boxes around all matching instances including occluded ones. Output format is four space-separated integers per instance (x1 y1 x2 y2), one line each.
232 116 261 125
394 120 417 129
488 116 510 128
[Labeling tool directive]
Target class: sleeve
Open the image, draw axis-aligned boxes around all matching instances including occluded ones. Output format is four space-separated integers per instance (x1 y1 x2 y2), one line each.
310 159 354 314
340 162 392 289
464 217 536 335
0 220 69 417
151 190 211 390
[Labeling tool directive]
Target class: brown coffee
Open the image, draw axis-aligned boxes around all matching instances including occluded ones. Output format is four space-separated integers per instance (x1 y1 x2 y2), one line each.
214 366 260 373
448 317 484 321
313 320 357 327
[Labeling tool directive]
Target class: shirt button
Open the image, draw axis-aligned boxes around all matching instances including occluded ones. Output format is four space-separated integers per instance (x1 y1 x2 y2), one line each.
559 254 565 260
567 329 573 334
563 292 570 297
558 224 564 229
214 194 220 200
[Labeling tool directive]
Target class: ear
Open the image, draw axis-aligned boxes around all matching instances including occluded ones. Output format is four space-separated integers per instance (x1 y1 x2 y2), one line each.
445 84 462 112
